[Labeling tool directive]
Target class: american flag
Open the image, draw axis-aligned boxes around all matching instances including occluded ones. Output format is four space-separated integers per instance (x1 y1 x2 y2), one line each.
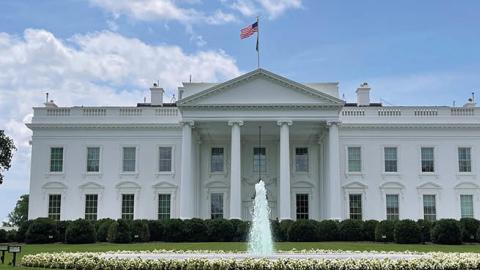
240 22 258 39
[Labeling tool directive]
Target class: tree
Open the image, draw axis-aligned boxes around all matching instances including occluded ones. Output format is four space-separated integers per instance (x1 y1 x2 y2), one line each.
4 194 29 227
0 130 16 184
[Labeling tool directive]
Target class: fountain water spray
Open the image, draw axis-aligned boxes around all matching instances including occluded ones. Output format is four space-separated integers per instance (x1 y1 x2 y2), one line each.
248 180 273 255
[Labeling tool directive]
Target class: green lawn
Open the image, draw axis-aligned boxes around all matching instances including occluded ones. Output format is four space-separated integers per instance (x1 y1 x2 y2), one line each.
1 241 479 270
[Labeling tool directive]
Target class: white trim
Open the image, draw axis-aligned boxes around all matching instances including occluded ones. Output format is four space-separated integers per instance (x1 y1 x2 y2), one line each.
156 144 175 176
209 145 228 176
119 144 140 175
83 145 103 177
345 145 363 177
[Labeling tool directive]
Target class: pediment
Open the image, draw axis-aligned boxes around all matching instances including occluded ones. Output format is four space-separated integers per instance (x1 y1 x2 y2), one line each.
42 181 68 190
79 181 104 190
417 181 442 190
292 180 314 188
343 181 368 189
152 181 177 189
379 181 405 190
454 181 480 190
116 181 141 189
178 69 344 107
205 180 228 188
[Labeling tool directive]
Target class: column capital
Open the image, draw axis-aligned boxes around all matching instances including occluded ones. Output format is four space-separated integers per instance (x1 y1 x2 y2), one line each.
228 120 244 126
326 120 341 127
277 120 293 126
180 120 194 127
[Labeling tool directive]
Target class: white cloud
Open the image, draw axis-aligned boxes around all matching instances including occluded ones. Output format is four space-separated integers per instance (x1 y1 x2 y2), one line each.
89 0 237 25
230 0 301 19
0 28 241 197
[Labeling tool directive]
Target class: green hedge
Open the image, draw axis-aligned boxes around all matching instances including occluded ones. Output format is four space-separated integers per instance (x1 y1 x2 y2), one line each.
417 219 433 243
339 219 363 241
206 219 234 242
96 218 115 242
147 220 165 241
394 219 421 244
25 218 58 244
287 220 319 242
459 218 479 242
65 219 96 244
131 220 150 242
375 220 395 242
431 219 462 245
184 218 208 242
317 220 339 241
363 220 378 241
107 219 132 243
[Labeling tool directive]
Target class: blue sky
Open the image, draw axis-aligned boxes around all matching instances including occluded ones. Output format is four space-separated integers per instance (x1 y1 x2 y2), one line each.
0 0 479 222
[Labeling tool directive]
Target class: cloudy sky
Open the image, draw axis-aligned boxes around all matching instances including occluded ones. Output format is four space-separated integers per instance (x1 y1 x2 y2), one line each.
0 0 479 222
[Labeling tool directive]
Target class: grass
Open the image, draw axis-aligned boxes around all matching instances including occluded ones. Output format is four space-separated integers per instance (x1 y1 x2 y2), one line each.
1 241 479 270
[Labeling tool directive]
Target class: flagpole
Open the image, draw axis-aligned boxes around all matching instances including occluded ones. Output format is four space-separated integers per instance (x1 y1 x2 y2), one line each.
256 16 260 68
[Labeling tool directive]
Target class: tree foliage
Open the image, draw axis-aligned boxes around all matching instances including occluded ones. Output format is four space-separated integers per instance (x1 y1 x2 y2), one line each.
0 130 16 184
5 194 29 226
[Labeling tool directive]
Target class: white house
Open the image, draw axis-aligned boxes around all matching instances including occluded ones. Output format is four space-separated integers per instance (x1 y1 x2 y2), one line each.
26 69 480 222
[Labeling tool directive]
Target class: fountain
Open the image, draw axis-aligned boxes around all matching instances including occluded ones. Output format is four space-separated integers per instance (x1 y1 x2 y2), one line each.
248 180 274 255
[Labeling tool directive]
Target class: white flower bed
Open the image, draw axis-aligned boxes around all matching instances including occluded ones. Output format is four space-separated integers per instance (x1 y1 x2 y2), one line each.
21 249 480 270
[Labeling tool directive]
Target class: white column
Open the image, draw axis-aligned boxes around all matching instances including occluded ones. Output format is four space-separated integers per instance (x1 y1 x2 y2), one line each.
327 121 342 219
228 120 243 219
179 121 194 219
278 120 292 220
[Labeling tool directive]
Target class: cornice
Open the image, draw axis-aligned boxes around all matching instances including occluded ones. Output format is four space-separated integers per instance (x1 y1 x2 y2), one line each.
179 103 343 110
341 123 480 129
26 123 181 129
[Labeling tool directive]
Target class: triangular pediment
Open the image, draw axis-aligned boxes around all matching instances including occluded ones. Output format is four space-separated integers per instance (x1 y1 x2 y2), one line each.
343 181 368 189
177 69 344 107
455 181 480 190
152 181 177 189
42 181 68 190
379 181 405 190
417 181 442 190
79 181 104 190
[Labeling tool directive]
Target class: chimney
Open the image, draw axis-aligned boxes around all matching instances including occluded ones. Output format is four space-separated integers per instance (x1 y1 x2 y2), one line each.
463 92 476 108
150 83 164 106
356 82 371 106
44 100 58 108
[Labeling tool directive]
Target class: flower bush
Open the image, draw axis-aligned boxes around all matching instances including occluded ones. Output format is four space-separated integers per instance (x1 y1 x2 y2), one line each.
21 250 480 270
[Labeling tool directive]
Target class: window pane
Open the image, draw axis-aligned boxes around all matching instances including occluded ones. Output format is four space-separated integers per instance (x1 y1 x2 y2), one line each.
86 147 100 172
296 193 309 219
211 147 224 172
159 147 172 172
386 194 399 221
253 147 266 172
50 147 63 172
121 194 135 220
295 148 309 172
460 195 474 218
211 193 224 219
423 194 436 221
123 147 136 172
48 194 61 221
421 147 434 172
384 147 398 172
348 147 361 172
458 147 472 173
85 194 98 221
158 194 171 220
349 194 362 220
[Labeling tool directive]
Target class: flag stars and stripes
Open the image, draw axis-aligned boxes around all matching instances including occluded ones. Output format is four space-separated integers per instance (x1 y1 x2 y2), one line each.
240 22 258 39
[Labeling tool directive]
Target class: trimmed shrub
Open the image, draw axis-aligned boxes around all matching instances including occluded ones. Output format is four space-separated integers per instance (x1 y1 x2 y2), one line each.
339 219 364 241
317 220 339 241
65 219 96 244
0 229 6 242
25 218 58 244
278 220 294 242
184 219 208 242
164 219 186 242
270 220 281 241
6 230 17 242
148 220 165 241
96 219 115 242
477 226 480 242
16 220 32 242
394 219 421 244
417 219 433 242
56 220 72 243
206 219 234 242
107 219 132 243
375 220 395 242
431 219 462 244
287 220 319 242
131 220 150 242
459 218 480 242
363 220 379 241
230 219 249 242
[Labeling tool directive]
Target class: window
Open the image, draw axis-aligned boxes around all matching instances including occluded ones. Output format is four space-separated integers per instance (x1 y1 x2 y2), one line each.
122 147 136 172
295 148 309 172
210 193 224 219
159 147 172 172
386 194 399 220
48 194 61 221
384 147 398 172
458 147 472 173
50 147 63 172
423 194 436 221
158 194 171 220
84 194 98 221
121 194 135 220
211 147 224 172
296 194 309 219
347 147 361 172
460 195 474 218
421 147 434 172
86 147 100 172
349 194 362 220
253 147 266 172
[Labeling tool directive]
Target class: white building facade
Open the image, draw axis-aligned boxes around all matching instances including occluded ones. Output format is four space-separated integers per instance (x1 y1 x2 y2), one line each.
27 69 480 222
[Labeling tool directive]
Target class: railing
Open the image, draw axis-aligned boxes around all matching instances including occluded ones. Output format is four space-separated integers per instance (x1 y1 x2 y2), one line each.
341 108 365 117
83 108 106 116
378 108 401 117
46 108 70 116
